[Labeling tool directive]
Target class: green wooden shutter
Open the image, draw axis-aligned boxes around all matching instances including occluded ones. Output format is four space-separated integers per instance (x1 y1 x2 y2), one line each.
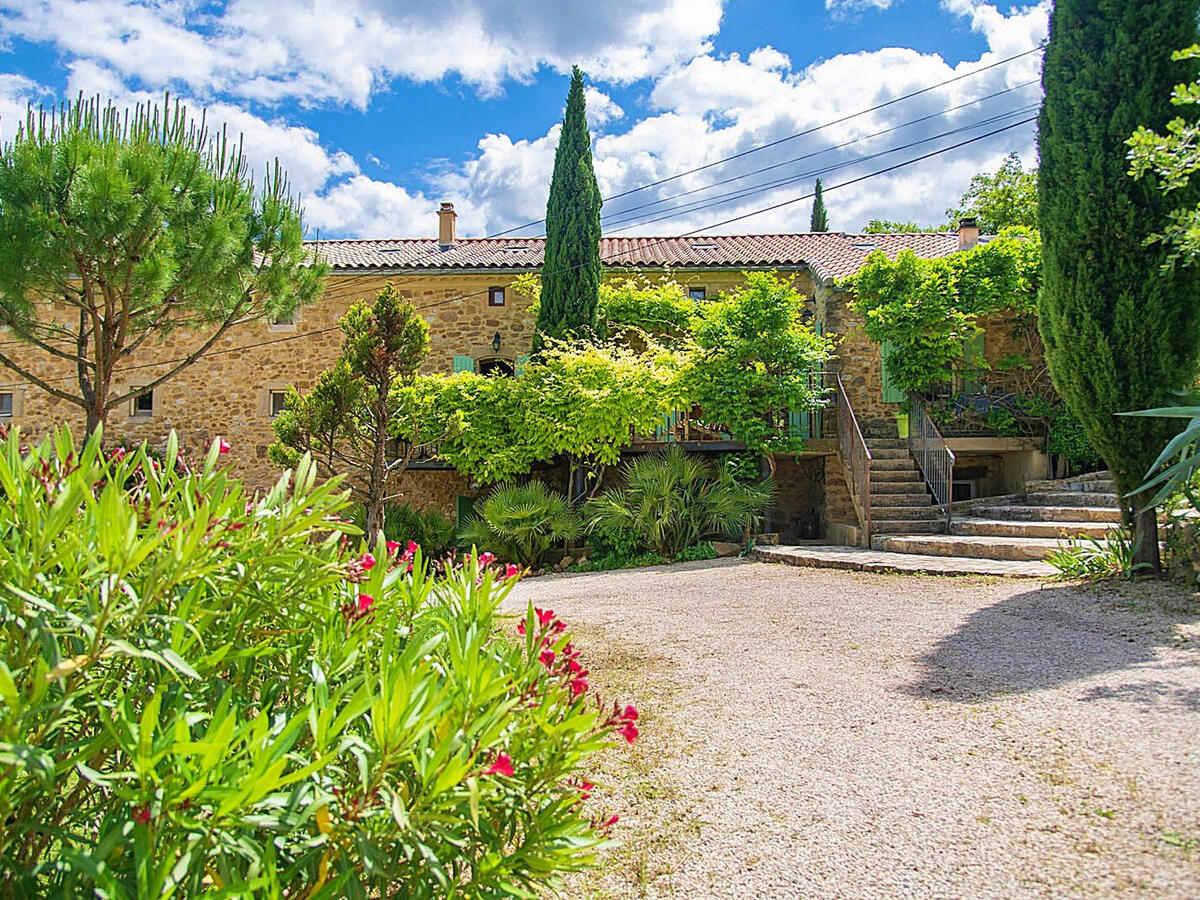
963 332 985 391
452 354 475 374
456 496 476 530
788 408 810 439
880 341 905 404
515 354 530 375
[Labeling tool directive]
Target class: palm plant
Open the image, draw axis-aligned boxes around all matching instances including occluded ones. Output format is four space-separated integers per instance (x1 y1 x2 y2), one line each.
585 447 774 558
459 481 583 568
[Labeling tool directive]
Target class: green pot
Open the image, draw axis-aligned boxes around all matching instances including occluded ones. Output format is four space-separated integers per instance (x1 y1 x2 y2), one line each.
895 412 909 439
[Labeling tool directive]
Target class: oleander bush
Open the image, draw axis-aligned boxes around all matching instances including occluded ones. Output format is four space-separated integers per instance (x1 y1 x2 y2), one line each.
0 427 636 898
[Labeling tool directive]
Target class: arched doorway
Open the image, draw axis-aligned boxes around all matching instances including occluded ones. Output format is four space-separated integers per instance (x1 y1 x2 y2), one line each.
477 356 515 377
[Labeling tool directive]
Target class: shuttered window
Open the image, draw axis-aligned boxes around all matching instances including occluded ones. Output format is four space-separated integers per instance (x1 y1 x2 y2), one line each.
452 355 475 374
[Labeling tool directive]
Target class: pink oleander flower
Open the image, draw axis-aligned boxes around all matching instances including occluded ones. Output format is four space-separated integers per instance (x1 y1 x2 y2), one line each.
217 437 231 455
505 563 520 580
478 551 495 566
536 608 556 627
599 815 618 829
386 540 401 554
356 593 375 614
621 705 638 722
539 648 556 667
618 722 639 744
406 540 418 556
517 619 526 636
485 752 514 777
569 677 589 696
359 552 376 571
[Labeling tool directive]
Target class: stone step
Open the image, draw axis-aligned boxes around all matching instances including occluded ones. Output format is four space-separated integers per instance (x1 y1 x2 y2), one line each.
870 468 924 483
871 479 928 493
870 492 935 507
951 518 1117 539
869 447 911 460
871 457 918 471
867 439 907 449
871 519 946 534
753 545 1055 578
969 504 1123 523
870 533 1065 562
1026 491 1120 508
871 504 943 520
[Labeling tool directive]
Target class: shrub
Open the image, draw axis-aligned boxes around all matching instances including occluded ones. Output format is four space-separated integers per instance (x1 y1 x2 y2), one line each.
0 428 635 897
346 500 457 559
458 481 584 569
585 447 773 558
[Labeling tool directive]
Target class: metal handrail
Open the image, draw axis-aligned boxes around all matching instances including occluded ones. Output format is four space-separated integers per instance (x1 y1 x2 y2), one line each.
833 373 872 541
908 393 956 531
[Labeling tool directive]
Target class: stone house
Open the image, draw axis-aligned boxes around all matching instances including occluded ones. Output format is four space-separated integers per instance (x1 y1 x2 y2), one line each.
0 204 1049 545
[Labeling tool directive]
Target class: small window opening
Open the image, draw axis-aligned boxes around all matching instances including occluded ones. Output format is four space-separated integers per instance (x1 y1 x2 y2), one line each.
132 390 154 417
488 286 506 307
688 286 707 301
269 390 288 418
0 391 12 418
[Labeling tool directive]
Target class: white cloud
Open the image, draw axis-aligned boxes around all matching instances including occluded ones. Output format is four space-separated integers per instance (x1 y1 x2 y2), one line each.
0 72 50 140
0 0 724 108
584 87 624 127
825 0 898 16
305 175 438 239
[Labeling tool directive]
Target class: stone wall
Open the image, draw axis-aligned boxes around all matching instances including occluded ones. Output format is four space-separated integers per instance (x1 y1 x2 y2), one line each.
0 268 816 516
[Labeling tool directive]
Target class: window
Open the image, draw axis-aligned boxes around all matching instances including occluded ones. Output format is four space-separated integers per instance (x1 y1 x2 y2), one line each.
477 357 515 378
0 391 12 418
688 286 707 301
132 390 154 417
269 390 288 418
488 286 506 307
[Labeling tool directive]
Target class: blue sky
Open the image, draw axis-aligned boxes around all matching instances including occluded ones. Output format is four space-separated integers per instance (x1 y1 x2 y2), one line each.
0 0 1048 238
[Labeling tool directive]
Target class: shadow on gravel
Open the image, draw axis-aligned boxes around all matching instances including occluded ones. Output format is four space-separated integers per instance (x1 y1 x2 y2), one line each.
906 580 1200 703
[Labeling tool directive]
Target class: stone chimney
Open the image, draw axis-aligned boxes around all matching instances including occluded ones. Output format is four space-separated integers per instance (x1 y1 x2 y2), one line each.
957 216 980 251
437 202 457 249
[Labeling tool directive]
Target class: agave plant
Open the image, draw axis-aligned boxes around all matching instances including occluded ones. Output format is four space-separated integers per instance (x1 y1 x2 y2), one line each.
459 481 584 568
585 446 774 558
1120 397 1200 509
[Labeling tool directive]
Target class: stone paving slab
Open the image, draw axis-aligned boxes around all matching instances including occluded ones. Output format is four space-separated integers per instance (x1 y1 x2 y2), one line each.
752 543 1058 578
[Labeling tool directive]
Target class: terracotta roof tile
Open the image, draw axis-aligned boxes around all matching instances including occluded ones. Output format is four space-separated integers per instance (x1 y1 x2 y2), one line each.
308 232 960 283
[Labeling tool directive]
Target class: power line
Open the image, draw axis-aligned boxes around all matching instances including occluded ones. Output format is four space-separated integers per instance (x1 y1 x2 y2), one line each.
601 104 1040 232
597 80 1040 227
489 44 1044 238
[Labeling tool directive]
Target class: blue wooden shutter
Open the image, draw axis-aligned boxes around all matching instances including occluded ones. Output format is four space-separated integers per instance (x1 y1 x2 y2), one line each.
880 341 905 403
452 354 475 374
515 354 530 375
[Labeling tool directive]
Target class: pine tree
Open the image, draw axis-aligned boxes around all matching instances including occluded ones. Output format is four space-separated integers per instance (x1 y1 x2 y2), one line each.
537 66 602 349
810 178 829 232
1038 0 1200 571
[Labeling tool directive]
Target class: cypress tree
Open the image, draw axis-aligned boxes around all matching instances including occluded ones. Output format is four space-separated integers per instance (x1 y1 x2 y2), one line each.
537 66 602 349
810 178 829 232
1038 0 1200 571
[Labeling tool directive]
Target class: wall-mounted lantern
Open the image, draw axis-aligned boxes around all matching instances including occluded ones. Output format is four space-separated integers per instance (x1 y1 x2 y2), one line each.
492 332 502 353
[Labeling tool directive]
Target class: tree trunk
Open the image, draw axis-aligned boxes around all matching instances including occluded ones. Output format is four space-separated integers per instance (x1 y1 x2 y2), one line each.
365 402 389 540
1132 504 1160 574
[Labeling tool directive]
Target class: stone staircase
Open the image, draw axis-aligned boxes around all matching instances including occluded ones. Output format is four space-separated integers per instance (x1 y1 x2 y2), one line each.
870 471 1120 564
866 438 945 535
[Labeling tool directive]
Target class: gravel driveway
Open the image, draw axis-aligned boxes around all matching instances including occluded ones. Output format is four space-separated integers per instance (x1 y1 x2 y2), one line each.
507 560 1200 899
